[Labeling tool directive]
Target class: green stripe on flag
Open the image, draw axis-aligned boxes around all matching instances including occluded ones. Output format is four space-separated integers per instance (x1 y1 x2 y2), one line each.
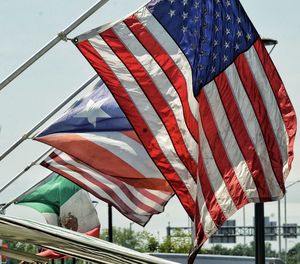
17 202 57 214
16 173 81 216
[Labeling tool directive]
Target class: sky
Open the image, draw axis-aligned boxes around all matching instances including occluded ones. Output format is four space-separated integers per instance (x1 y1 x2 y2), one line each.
0 0 300 252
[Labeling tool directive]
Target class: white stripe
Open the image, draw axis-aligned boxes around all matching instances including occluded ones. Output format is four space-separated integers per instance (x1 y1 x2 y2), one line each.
136 7 199 122
224 64 283 197
47 151 172 219
44 158 151 224
199 122 237 218
244 46 289 178
112 22 198 162
203 81 259 200
60 189 100 233
146 189 173 200
42 213 59 226
195 179 217 238
56 151 165 215
87 34 197 199
74 131 164 180
125 185 165 212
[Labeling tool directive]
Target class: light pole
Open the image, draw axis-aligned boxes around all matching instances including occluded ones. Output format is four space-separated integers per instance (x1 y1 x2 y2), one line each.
243 207 246 246
254 38 278 264
284 180 300 263
278 199 282 258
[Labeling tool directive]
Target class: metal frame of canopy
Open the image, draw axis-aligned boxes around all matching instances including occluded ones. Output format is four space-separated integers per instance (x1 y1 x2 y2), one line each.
0 247 49 263
0 215 177 264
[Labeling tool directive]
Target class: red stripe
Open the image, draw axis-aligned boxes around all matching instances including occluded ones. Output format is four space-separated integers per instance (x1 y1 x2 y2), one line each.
254 39 297 169
37 134 171 192
94 163 173 205
58 151 172 210
121 130 141 144
198 90 249 208
189 200 207 264
86 226 101 237
137 189 172 205
37 134 145 178
121 130 176 205
93 175 164 214
101 28 197 180
41 161 144 224
69 154 170 209
38 249 65 259
125 15 199 142
235 53 285 193
197 146 227 226
50 153 161 215
76 39 195 218
214 73 271 200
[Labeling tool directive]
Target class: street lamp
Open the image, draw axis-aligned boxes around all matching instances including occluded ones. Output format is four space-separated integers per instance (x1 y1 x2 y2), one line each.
92 200 99 208
261 37 283 259
261 38 278 54
254 38 279 262
284 180 300 263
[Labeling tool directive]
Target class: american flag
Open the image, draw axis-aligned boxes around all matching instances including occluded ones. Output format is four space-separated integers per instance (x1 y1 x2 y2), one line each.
74 0 296 261
35 80 173 226
41 149 173 226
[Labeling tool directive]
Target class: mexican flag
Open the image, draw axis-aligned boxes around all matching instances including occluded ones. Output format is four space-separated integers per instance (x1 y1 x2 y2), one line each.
15 173 100 235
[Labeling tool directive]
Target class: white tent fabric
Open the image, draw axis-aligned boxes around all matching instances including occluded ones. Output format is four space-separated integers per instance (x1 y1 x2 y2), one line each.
0 215 177 264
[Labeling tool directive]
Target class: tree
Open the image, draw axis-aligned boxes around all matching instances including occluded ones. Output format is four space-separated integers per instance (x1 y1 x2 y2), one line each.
100 227 159 252
159 228 192 253
287 243 300 264
101 226 280 259
200 241 276 258
2 240 37 264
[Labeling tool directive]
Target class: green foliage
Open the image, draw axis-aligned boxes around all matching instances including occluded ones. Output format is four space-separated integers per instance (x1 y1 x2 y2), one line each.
200 241 276 258
100 227 281 258
159 228 192 253
3 240 37 254
101 227 159 252
2 240 37 264
286 243 300 264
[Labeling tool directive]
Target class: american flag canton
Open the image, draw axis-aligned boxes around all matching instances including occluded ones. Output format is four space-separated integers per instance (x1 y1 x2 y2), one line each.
147 0 259 95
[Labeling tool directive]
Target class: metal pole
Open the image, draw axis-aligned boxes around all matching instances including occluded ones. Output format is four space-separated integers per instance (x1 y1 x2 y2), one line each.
0 148 52 193
243 207 246 246
255 203 265 264
0 0 108 92
284 194 287 264
278 200 281 258
0 173 53 211
108 204 113 243
0 74 98 162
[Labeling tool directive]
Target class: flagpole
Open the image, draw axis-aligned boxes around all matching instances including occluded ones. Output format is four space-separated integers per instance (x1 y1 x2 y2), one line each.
254 203 265 264
253 38 278 264
0 173 53 212
0 74 98 162
108 204 113 242
0 0 108 92
0 148 52 194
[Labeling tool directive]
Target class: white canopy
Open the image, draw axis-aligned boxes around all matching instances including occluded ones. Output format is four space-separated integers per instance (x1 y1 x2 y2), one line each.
0 215 178 264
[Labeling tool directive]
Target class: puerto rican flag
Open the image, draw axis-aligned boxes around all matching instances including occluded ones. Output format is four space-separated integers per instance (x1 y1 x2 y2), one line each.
35 80 174 226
